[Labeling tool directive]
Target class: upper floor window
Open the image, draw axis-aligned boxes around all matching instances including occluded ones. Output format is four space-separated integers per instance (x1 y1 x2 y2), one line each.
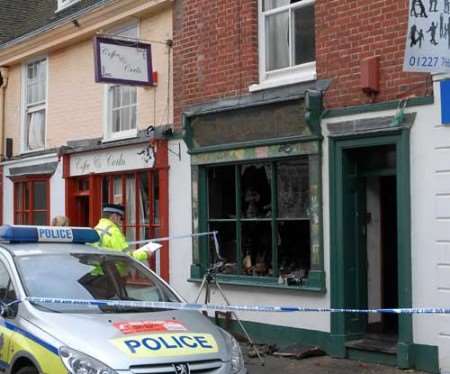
57 0 80 11
104 23 139 141
256 0 316 89
24 59 47 151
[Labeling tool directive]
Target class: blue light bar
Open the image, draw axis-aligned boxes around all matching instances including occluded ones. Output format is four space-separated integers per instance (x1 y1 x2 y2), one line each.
0 225 100 244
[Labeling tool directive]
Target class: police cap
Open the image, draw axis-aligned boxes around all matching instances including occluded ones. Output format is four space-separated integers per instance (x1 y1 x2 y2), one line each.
103 203 125 217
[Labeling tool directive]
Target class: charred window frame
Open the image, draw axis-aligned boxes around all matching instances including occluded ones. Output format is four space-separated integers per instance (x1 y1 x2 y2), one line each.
194 151 323 291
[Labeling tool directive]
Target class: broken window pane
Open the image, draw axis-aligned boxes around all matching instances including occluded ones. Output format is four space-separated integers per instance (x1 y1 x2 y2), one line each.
241 221 272 276
240 163 272 218
208 166 236 219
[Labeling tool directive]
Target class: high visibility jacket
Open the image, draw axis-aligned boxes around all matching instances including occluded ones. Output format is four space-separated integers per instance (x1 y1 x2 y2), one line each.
94 218 148 262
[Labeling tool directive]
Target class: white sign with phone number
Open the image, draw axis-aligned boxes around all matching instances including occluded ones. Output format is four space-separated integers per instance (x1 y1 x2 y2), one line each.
404 0 450 72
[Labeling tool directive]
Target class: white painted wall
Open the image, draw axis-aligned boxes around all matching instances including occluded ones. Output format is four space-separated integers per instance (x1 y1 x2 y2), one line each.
168 140 331 333
321 82 450 371
412 77 450 372
2 154 65 224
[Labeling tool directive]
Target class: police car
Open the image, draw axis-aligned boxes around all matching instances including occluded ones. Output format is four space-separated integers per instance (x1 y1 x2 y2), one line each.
0 225 246 374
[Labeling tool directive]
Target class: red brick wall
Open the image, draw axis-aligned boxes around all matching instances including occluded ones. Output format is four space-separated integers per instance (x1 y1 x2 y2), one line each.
316 0 431 108
173 0 431 124
173 0 258 127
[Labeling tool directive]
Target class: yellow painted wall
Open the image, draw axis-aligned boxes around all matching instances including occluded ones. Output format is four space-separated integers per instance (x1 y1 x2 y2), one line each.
3 7 172 156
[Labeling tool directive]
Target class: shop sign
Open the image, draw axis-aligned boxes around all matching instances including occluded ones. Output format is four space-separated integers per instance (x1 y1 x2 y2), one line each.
404 0 450 73
70 145 155 177
441 80 450 125
94 36 153 86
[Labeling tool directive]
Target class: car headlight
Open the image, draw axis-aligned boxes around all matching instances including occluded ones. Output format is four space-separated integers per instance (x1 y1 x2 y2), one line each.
59 346 118 374
230 336 244 373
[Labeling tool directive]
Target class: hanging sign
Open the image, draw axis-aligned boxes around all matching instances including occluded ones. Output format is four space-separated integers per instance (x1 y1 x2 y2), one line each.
404 0 450 72
94 36 153 86
70 144 155 177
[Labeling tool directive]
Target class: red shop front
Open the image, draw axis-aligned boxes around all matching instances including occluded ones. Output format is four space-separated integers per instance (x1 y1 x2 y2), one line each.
62 140 169 280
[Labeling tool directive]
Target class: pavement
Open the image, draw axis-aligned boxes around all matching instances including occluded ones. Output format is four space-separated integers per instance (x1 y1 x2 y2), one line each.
243 346 427 374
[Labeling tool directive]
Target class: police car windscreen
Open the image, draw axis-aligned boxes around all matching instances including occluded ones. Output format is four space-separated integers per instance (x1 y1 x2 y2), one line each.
15 253 179 313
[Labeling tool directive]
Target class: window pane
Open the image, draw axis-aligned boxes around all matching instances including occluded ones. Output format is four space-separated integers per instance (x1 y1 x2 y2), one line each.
152 173 160 224
265 11 289 71
119 108 128 131
112 110 120 133
33 212 47 225
16 183 24 211
24 183 30 210
241 164 272 218
113 176 122 204
125 175 136 225
293 4 315 65
111 86 121 108
33 181 47 210
278 220 310 280
26 60 46 105
130 105 137 130
208 166 236 219
277 159 309 218
263 0 291 11
27 110 45 150
102 177 110 205
139 173 149 225
241 222 272 276
209 222 237 273
15 213 24 225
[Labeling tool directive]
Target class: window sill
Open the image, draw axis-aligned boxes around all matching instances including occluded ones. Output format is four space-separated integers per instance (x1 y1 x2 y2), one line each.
56 0 80 12
189 270 326 293
102 130 138 143
249 65 317 93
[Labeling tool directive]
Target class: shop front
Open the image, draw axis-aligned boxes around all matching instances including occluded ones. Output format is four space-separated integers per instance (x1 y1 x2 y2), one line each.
61 139 170 280
2 152 65 227
175 82 331 341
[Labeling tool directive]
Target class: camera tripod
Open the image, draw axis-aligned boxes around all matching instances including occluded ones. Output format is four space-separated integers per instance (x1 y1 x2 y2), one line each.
195 264 264 365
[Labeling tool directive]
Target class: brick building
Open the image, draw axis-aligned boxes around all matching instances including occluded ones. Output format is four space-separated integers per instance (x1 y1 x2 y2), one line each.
171 0 448 372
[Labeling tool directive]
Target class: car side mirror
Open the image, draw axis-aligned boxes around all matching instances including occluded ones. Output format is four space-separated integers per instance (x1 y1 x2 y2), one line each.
0 301 18 318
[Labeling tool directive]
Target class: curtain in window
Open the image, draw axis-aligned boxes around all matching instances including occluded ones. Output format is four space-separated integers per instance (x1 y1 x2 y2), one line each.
27 110 45 150
265 11 290 71
126 176 136 242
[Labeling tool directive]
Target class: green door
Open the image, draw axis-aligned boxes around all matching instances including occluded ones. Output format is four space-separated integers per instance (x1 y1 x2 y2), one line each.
342 150 368 337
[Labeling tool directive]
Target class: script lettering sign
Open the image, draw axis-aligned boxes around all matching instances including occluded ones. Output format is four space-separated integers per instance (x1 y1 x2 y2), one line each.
70 145 155 176
94 36 153 86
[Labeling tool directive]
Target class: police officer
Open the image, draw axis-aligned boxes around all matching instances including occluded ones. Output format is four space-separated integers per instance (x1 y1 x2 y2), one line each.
94 203 149 262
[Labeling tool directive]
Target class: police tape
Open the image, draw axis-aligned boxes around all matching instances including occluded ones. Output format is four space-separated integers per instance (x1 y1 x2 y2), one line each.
24 297 450 315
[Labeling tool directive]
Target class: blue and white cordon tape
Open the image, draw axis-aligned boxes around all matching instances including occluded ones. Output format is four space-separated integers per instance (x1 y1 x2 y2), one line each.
25 297 450 315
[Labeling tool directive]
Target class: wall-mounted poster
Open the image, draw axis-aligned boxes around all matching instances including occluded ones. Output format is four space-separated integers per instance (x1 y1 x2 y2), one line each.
94 36 153 86
404 0 450 72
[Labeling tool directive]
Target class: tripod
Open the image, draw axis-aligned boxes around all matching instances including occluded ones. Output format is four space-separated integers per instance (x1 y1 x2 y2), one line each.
195 264 265 365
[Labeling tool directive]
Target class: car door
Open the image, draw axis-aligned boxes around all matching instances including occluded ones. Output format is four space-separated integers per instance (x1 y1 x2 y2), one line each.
0 260 17 371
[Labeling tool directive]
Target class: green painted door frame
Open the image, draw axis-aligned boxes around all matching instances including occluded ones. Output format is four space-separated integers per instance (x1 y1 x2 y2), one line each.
329 130 413 368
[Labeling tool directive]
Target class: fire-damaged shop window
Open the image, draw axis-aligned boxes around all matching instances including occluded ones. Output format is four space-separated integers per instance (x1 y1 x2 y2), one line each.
14 178 50 225
207 157 311 281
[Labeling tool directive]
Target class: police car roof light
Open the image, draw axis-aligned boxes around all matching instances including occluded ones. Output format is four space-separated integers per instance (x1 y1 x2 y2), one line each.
0 225 100 244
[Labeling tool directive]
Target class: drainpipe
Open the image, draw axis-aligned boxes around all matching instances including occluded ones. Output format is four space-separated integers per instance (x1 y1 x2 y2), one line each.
0 66 7 225
0 66 9 160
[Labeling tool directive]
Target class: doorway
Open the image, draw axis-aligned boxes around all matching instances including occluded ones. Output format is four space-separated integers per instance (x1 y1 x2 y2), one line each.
329 133 413 365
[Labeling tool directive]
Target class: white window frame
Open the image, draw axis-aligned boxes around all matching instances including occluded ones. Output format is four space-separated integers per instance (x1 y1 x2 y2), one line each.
250 0 316 92
103 22 140 142
56 0 81 12
21 57 48 153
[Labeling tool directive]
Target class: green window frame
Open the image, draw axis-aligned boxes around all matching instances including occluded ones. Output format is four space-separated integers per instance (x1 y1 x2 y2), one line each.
190 142 325 292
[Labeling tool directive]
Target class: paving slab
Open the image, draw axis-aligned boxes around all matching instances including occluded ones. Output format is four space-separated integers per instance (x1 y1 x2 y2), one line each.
244 349 427 374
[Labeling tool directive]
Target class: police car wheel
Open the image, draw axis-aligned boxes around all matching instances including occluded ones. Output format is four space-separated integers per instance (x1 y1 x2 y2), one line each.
16 367 38 374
